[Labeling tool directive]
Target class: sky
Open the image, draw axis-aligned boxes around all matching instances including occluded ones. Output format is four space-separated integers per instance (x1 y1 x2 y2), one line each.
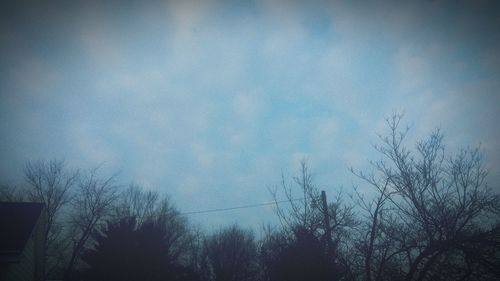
1 0 499 231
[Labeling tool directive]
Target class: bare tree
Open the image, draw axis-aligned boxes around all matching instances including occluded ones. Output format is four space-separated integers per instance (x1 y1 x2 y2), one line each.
114 184 194 265
352 114 500 281
0 184 26 201
269 160 323 236
268 160 356 281
349 180 393 281
154 199 193 267
201 225 258 281
22 159 79 276
112 184 160 223
185 224 206 278
64 167 119 280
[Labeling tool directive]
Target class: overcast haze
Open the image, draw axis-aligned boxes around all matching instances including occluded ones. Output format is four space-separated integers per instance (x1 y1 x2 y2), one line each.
1 0 499 230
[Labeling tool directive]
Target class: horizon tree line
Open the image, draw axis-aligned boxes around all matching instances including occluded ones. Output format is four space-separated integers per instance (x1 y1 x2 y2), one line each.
1 115 499 281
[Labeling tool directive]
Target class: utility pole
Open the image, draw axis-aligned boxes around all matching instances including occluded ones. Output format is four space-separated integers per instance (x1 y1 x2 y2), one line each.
321 190 332 244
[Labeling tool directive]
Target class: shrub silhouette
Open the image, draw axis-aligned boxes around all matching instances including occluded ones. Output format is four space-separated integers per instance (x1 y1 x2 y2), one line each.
201 225 258 281
261 226 340 281
81 216 198 281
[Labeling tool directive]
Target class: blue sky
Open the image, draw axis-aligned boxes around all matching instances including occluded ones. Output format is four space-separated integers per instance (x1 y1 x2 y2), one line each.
1 0 499 231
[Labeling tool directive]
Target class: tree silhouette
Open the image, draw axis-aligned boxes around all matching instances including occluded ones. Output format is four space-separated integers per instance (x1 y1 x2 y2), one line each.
261 226 342 281
265 161 353 281
3 114 499 281
351 114 500 281
81 216 198 281
64 167 119 280
23 159 79 277
201 225 258 281
110 184 194 266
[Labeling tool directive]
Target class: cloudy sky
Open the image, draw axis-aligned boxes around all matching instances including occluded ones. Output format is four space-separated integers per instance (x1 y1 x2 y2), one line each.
1 0 499 230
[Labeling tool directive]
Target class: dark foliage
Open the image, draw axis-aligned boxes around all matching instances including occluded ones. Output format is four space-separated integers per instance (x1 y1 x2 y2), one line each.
201 225 258 281
261 226 342 281
81 216 199 281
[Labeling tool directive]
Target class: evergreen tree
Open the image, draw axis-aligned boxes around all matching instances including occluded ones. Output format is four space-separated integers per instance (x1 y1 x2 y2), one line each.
82 216 199 281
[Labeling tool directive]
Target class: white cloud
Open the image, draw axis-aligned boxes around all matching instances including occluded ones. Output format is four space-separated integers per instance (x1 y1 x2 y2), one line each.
312 117 338 153
190 140 215 169
394 46 433 93
2 0 500 229
232 92 267 121
66 122 120 169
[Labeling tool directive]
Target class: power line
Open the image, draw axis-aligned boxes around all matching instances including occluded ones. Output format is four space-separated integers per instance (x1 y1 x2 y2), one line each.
180 197 306 215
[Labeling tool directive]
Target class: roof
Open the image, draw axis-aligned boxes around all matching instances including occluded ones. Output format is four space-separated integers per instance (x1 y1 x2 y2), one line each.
0 202 45 262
